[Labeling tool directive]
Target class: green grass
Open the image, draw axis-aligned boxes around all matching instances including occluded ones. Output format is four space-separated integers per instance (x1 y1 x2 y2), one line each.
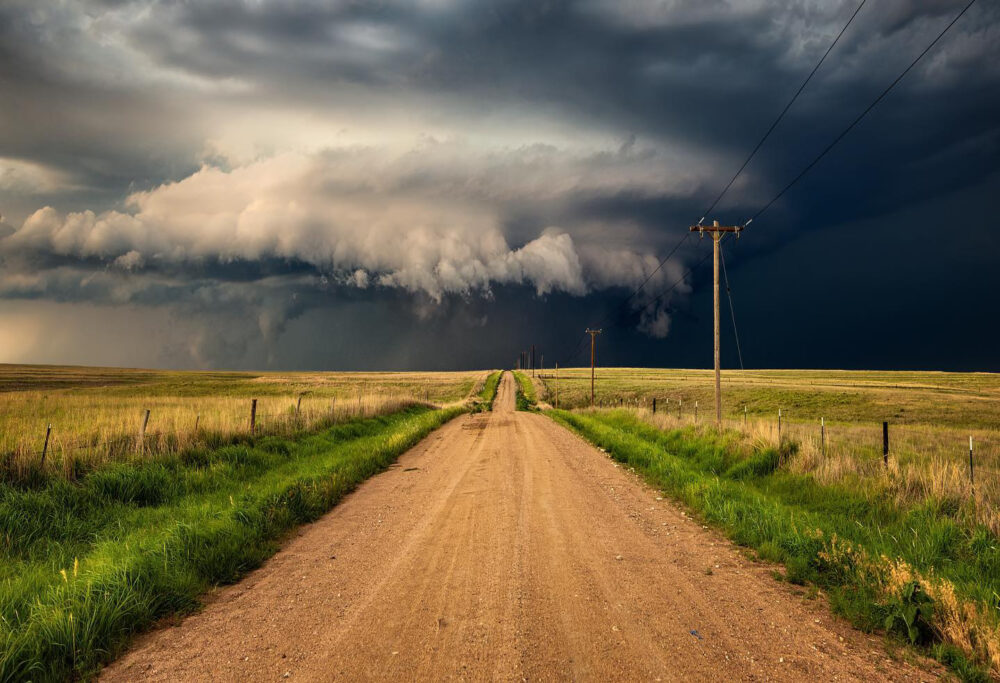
0 404 465 682
472 371 501 412
512 371 536 411
549 409 999 680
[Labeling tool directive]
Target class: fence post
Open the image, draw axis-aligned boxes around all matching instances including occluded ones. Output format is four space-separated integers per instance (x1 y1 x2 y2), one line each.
194 414 200 432
296 394 303 416
743 404 747 428
882 421 889 467
969 435 974 488
138 409 150 453
652 397 657 414
821 417 825 457
250 399 257 435
777 409 782 442
678 399 682 420
695 401 698 423
41 424 52 465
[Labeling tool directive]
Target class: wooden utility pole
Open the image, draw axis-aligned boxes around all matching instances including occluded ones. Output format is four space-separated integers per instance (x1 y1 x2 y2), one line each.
585 328 602 408
690 220 742 427
555 363 559 409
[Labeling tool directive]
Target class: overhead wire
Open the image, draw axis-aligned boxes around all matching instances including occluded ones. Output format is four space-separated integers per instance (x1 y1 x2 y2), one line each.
556 0 871 367
558 0 978 367
700 0 868 221
744 0 978 228
636 0 977 365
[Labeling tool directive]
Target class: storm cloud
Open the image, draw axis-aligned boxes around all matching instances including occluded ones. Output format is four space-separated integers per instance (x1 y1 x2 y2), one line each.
0 0 997 370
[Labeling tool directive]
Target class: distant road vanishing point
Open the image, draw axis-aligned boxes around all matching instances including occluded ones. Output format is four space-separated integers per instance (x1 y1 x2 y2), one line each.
103 373 932 681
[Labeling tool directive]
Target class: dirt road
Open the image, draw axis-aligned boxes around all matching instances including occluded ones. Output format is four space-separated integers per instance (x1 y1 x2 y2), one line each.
103 373 934 681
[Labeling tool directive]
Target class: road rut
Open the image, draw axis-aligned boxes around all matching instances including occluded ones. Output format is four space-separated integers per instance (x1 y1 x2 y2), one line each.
103 372 934 681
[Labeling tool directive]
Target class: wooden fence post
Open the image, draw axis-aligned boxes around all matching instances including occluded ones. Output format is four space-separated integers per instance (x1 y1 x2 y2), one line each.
678 399 682 420
250 399 257 435
41 424 52 465
138 409 150 453
882 421 889 467
743 404 747 428
969 436 974 487
821 417 825 457
652 397 656 414
695 401 699 423
194 414 200 432
777 409 782 442
296 394 303 416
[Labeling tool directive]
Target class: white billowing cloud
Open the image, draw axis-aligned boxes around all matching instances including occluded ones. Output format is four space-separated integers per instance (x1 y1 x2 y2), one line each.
3 141 689 302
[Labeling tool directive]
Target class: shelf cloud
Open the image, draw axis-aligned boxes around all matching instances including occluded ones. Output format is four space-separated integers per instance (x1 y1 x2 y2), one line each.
0 0 996 369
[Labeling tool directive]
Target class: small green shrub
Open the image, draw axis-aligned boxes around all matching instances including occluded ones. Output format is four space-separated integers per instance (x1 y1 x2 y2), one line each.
884 581 935 645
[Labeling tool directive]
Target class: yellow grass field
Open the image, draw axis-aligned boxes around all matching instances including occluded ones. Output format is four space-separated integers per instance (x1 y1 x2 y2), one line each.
0 364 484 477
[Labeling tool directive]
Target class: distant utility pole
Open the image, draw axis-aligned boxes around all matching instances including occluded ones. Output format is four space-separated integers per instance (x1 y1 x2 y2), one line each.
555 363 559 409
585 328 602 408
690 220 743 427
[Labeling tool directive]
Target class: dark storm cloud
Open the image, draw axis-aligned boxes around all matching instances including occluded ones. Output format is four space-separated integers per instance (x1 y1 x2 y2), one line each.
0 0 997 369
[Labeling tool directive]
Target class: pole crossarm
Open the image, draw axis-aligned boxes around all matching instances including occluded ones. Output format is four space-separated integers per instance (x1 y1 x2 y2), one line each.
689 222 744 235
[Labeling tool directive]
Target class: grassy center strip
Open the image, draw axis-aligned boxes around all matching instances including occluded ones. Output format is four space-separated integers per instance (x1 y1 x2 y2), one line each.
549 408 1000 682
513 371 536 411
472 371 501 413
0 404 465 682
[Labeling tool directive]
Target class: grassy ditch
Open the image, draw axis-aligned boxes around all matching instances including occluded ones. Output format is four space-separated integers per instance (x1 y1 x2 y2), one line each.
513 371 536 411
471 372 502 413
550 409 1000 681
0 404 465 682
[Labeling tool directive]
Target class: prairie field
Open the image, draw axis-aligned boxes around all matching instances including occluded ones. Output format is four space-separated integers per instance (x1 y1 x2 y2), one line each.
0 364 483 481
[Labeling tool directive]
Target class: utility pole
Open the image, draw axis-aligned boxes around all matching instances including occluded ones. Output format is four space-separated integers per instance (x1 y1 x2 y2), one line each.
690 220 742 427
585 328 602 408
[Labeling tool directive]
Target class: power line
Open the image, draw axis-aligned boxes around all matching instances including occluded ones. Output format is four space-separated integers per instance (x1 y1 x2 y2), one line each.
700 0 868 221
558 2 871 367
745 0 978 228
559 0 978 367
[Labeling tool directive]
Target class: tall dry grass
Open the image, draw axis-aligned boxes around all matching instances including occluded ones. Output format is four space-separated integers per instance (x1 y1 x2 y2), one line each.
0 368 486 480
617 405 1000 537
0 391 424 480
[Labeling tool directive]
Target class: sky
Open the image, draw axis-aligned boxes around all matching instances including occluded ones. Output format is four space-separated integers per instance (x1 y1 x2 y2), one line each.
0 0 997 371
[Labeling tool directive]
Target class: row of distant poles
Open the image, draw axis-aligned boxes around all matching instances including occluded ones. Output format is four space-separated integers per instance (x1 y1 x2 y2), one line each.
517 217 733 417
